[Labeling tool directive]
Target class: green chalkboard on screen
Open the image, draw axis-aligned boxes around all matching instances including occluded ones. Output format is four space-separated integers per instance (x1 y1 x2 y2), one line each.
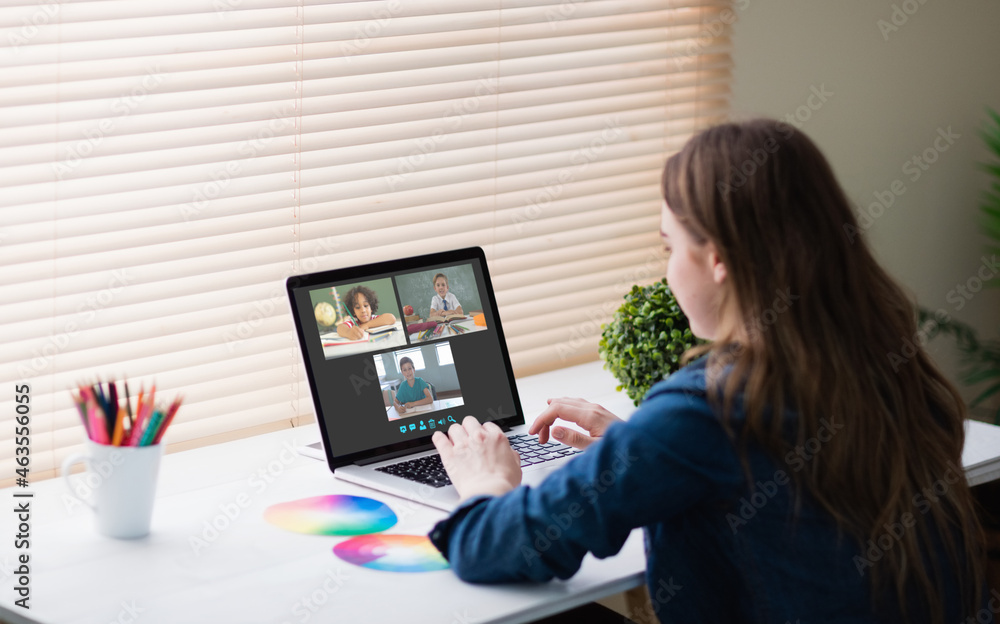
394 264 482 320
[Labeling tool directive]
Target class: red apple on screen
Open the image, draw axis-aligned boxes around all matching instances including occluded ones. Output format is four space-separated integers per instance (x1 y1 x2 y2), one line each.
403 305 414 315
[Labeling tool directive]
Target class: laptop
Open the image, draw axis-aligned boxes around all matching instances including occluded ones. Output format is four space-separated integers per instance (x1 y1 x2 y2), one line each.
286 246 581 512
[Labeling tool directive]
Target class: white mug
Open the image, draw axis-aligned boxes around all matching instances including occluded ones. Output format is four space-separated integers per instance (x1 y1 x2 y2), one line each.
62 440 163 539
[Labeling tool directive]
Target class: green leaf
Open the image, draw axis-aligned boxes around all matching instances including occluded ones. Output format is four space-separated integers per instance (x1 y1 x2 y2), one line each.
963 368 1000 385
970 381 1000 407
597 278 700 404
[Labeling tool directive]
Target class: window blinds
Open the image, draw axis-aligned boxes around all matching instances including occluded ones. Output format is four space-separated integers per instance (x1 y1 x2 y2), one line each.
0 0 732 482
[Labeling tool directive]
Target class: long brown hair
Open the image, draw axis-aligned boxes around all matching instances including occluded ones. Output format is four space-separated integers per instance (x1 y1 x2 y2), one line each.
662 118 984 621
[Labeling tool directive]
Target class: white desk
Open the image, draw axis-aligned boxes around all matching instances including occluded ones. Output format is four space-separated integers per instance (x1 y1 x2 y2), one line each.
0 361 641 624
320 322 407 358
3 360 999 624
408 318 488 343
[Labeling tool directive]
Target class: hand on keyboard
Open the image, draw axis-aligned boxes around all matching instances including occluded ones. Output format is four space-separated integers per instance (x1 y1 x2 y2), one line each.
432 416 522 501
529 397 624 449
376 427 582 492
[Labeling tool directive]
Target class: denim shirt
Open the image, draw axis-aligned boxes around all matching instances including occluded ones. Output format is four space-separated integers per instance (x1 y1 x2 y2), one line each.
428 358 976 623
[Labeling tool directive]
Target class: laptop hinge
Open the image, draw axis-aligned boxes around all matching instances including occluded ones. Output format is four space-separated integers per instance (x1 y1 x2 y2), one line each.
354 444 434 466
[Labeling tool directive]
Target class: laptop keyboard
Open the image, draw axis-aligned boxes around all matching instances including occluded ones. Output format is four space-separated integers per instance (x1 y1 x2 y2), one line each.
375 434 581 488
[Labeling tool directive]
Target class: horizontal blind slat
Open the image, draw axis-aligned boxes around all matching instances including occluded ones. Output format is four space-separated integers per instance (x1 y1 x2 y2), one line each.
0 0 731 476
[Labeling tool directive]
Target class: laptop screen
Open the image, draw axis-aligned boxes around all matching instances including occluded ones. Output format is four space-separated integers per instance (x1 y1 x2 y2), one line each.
287 247 523 467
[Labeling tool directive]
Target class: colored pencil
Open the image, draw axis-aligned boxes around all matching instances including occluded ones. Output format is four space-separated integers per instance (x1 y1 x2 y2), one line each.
124 380 134 431
152 398 182 445
73 394 90 438
138 410 163 447
73 379 182 446
129 398 151 447
111 407 126 446
87 403 105 444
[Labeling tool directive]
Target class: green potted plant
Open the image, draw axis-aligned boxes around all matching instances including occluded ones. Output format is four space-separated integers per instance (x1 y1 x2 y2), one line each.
920 108 1000 424
598 278 699 406
917 309 999 424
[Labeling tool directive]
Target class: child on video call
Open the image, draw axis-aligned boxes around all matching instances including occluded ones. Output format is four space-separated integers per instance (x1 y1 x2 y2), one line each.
393 356 433 414
428 273 463 320
337 285 396 340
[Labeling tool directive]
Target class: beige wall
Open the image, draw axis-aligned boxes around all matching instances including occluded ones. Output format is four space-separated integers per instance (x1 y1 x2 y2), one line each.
730 0 1000 417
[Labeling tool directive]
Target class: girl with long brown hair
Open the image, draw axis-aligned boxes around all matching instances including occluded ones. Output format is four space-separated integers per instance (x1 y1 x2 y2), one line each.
428 119 987 623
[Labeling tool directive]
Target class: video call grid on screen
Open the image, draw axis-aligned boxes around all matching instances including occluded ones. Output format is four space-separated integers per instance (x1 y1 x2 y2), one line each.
293 257 520 460
308 262 490 361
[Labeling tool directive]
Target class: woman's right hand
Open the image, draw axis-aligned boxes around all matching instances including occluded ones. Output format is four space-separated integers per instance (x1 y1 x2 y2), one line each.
528 398 624 449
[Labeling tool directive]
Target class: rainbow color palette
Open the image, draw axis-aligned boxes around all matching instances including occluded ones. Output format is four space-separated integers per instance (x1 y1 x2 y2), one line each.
264 495 397 536
333 534 450 573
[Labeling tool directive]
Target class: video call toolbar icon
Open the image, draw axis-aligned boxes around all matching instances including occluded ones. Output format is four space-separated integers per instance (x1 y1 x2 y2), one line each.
398 418 457 434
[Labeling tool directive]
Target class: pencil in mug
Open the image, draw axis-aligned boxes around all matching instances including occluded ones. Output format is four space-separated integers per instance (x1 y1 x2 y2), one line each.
106 382 118 442
124 378 134 432
151 397 183 445
78 387 104 444
138 410 163 447
128 384 155 447
89 401 108 445
111 407 126 446
74 379 182 447
72 393 90 439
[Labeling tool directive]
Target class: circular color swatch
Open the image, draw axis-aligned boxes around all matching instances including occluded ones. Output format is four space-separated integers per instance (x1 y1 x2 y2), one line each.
264 495 397 536
333 534 450 573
